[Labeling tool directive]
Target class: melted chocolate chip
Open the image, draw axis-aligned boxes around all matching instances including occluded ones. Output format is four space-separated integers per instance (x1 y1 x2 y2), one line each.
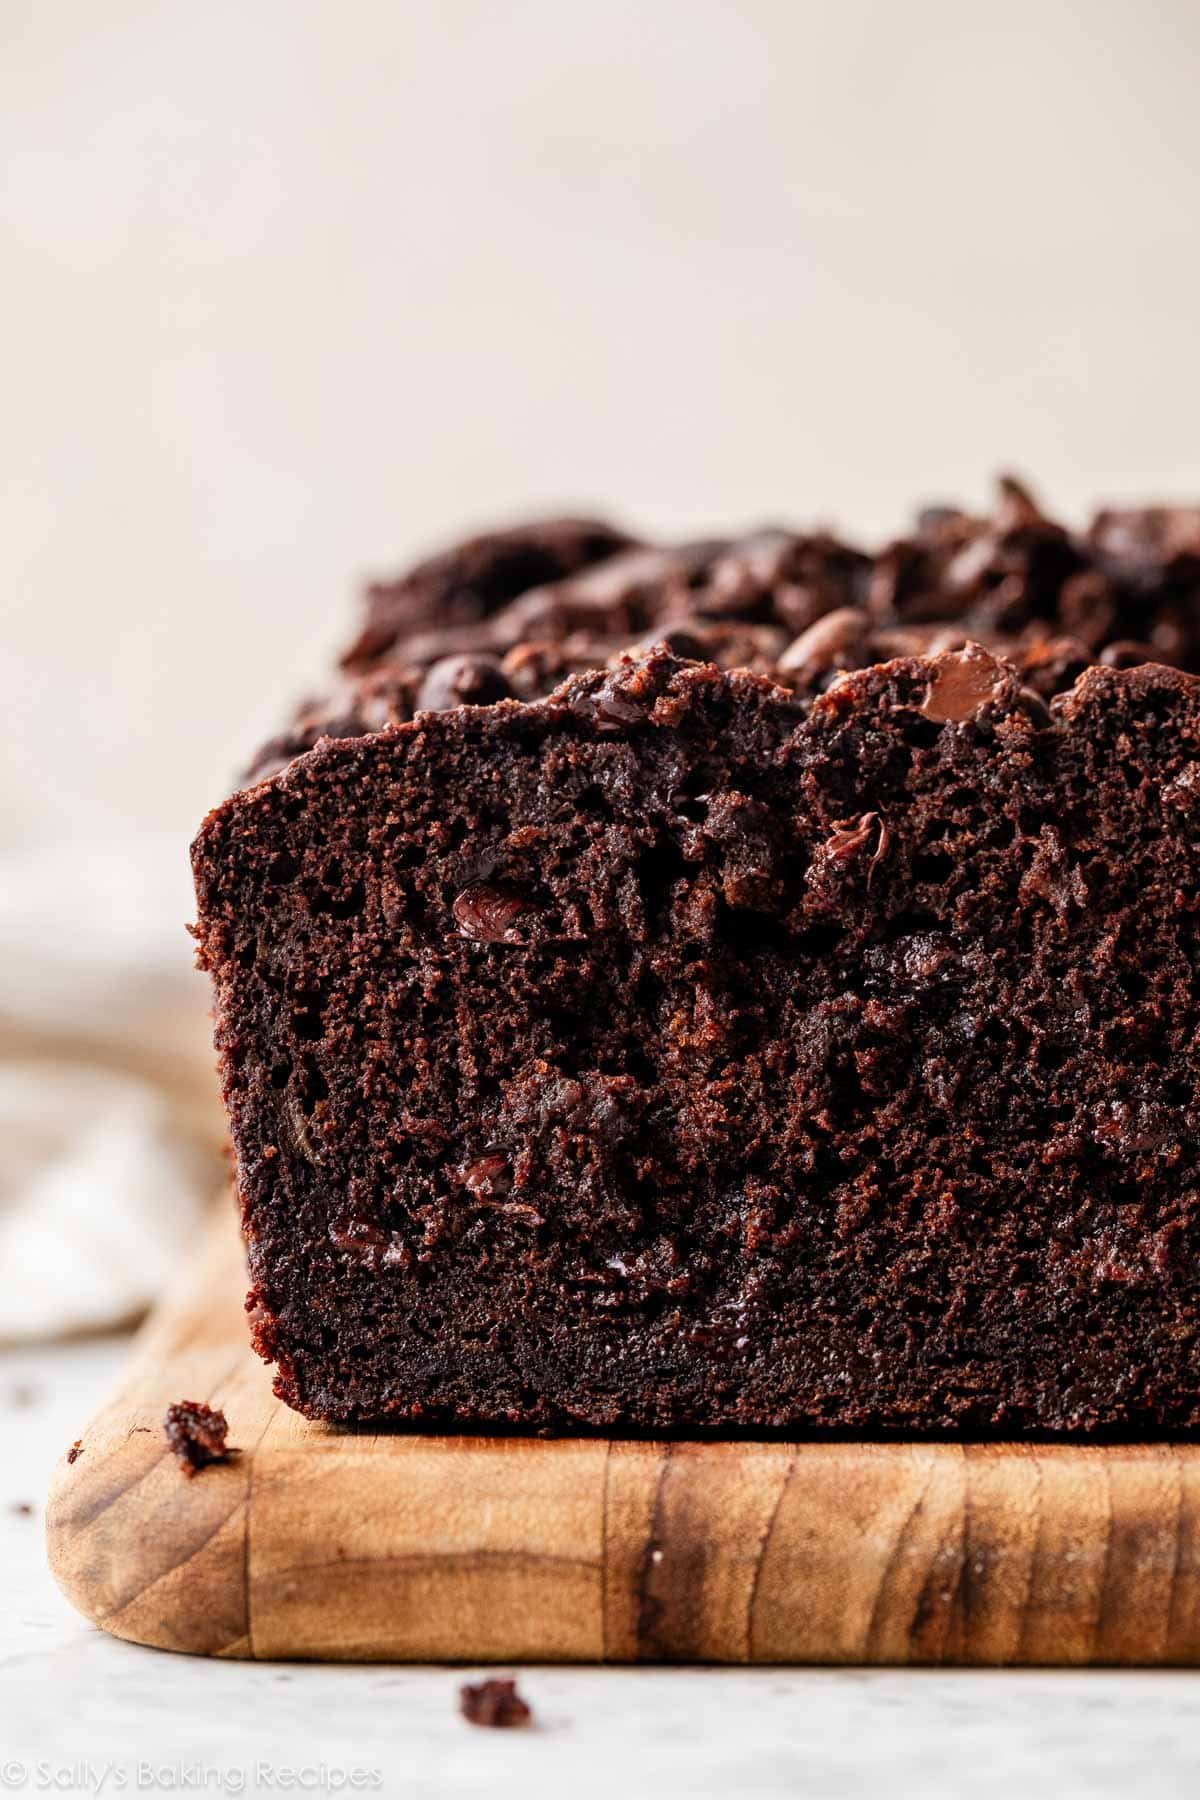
580 671 655 730
329 1218 408 1270
460 1153 511 1197
329 1218 389 1254
918 646 1007 723
452 882 536 944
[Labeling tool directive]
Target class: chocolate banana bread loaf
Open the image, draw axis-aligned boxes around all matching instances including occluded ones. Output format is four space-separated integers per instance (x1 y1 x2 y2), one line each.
192 485 1200 1430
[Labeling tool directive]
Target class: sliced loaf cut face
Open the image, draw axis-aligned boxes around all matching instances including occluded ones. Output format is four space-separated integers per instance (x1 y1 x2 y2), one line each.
192 646 1200 1431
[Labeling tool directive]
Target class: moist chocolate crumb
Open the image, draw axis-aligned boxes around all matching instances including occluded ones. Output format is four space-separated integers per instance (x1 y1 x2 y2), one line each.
66 1440 82 1464
163 1401 231 1476
459 1677 533 1729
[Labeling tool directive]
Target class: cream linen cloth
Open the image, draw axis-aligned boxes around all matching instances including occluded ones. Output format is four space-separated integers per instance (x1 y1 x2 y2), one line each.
0 835 225 1341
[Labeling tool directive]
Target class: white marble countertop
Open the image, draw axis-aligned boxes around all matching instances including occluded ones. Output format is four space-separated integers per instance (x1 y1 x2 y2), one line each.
4 1337 1200 1800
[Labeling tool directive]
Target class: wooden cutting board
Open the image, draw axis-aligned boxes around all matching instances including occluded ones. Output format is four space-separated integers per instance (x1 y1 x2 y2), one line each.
46 1203 1200 1665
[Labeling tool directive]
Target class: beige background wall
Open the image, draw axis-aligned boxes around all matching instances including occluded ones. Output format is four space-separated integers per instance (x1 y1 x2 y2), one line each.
4 0 1200 857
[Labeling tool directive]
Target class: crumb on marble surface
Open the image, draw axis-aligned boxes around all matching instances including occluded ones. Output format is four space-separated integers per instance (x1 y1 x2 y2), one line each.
459 1677 532 1729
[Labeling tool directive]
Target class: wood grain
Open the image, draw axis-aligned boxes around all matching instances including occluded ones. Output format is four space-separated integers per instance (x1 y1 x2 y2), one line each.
45 1205 1200 1664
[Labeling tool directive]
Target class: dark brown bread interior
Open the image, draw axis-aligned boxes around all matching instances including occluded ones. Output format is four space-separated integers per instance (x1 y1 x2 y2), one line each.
193 643 1200 1431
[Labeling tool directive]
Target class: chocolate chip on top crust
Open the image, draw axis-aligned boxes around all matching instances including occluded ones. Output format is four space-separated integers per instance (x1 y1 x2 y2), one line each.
249 479 1200 785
